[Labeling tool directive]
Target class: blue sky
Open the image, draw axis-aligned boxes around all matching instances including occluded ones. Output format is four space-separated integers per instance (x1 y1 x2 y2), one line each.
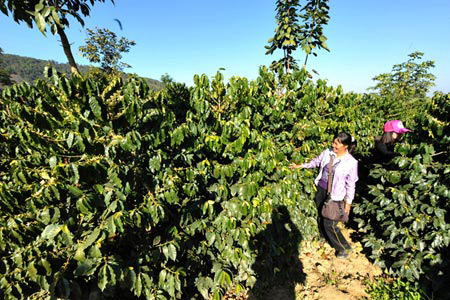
1 0 449 93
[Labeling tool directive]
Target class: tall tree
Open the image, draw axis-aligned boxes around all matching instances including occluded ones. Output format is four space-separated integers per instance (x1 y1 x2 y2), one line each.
265 0 330 73
0 0 114 74
79 27 136 73
160 73 174 86
368 51 436 119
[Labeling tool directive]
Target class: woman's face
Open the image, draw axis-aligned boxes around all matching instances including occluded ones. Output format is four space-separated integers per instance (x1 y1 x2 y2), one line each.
332 138 348 154
392 132 399 140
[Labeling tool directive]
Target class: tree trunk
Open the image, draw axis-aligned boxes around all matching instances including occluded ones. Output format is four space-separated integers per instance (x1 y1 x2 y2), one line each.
304 54 309 66
57 26 79 74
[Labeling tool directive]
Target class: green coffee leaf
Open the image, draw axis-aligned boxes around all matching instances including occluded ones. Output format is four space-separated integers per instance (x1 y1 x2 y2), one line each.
49 156 57 168
41 224 61 240
168 244 177 261
75 259 100 277
27 262 38 280
89 97 102 120
35 13 46 33
67 132 74 148
84 228 101 249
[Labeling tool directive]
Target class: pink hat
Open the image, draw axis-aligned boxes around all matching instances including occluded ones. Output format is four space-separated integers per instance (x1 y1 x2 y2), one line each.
384 120 412 134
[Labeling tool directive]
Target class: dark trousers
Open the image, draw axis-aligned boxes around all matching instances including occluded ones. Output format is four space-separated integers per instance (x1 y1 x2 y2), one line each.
314 186 351 253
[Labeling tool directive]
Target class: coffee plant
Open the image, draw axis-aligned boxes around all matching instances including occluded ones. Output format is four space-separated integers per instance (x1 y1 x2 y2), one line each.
1 64 447 299
366 277 425 300
0 67 322 299
353 92 449 297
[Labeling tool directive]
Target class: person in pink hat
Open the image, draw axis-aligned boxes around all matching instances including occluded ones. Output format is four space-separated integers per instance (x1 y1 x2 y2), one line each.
373 120 412 163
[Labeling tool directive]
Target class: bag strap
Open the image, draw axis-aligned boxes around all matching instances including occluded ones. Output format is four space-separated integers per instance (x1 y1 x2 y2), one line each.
326 153 346 218
327 154 334 194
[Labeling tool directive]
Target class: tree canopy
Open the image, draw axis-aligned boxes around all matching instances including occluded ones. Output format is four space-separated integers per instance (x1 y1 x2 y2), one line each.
0 0 115 73
368 51 436 120
265 0 330 73
79 27 136 74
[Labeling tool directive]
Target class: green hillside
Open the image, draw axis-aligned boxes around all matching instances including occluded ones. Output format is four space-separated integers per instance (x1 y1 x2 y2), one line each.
0 53 164 90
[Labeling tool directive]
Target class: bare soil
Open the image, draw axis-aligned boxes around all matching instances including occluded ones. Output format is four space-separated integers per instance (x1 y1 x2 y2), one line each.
294 224 382 300
229 224 382 300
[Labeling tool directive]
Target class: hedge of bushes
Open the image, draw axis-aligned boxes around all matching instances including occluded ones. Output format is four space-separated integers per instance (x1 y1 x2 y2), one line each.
0 67 448 299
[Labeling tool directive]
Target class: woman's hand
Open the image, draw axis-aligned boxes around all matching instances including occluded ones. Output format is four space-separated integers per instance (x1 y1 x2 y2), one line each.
344 203 351 215
289 163 302 170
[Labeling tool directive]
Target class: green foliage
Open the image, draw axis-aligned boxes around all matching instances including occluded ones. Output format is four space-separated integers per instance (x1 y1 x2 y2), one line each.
79 27 136 73
354 91 449 297
355 142 450 279
0 0 115 73
0 47 13 86
265 0 303 73
366 277 426 300
0 0 113 35
298 0 330 65
160 73 174 86
0 62 447 298
368 51 436 121
414 92 450 159
0 66 324 299
265 0 330 73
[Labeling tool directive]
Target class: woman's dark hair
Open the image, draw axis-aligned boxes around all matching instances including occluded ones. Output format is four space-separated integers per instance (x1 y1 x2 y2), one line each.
334 132 357 154
380 131 396 144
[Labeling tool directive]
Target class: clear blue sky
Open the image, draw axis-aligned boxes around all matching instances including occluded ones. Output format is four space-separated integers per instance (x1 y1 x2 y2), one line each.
1 0 449 94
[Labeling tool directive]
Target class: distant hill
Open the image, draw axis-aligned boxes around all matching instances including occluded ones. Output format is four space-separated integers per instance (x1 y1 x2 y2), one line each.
0 53 164 91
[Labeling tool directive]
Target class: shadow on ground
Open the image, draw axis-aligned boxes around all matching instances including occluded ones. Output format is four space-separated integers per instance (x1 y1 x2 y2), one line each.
248 205 306 300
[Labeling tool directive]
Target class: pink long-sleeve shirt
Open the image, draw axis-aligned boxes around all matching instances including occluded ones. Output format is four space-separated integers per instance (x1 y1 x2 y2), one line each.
302 148 359 204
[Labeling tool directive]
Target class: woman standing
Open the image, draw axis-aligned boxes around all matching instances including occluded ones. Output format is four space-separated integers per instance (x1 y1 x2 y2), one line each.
373 120 412 164
291 132 358 259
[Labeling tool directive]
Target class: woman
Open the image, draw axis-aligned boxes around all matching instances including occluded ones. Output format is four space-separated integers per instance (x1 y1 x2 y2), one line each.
373 120 412 164
291 132 358 259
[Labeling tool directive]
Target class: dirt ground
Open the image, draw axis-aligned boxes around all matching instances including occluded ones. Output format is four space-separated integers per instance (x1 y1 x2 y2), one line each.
229 224 383 300
294 224 382 300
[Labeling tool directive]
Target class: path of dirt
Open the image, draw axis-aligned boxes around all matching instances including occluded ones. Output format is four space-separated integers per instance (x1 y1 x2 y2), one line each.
228 224 383 300
295 224 382 299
